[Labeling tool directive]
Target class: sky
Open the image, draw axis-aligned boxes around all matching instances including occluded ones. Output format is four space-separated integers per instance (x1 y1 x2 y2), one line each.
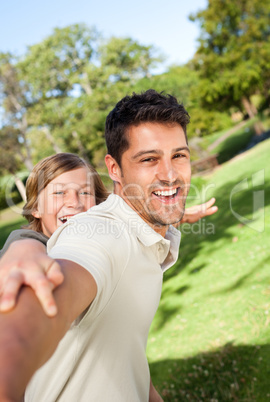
0 0 207 72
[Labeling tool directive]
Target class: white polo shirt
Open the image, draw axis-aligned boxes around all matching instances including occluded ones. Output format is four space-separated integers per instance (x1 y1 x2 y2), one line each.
25 194 181 402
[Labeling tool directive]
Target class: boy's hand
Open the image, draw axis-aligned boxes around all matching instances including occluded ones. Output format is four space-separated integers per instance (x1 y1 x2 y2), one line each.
180 197 218 224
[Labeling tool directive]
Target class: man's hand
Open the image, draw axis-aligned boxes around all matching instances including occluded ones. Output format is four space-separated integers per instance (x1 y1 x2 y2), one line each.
0 239 64 316
180 197 218 224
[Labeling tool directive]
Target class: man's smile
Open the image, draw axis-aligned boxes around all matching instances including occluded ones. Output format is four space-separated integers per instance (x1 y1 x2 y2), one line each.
152 187 180 203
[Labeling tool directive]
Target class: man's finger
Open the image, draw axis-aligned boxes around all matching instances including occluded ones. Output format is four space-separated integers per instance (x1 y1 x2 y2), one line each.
0 271 24 312
27 274 58 317
46 260 64 287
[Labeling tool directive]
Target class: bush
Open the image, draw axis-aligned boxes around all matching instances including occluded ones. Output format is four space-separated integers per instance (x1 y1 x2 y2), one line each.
0 185 22 211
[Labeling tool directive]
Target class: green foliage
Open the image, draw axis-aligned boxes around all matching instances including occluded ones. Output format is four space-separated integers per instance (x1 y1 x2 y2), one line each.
18 24 99 98
0 173 28 211
134 65 199 108
0 126 25 174
1 15 269 173
0 24 164 166
214 125 254 163
98 36 162 84
188 108 232 138
0 216 27 248
190 0 270 114
0 186 22 211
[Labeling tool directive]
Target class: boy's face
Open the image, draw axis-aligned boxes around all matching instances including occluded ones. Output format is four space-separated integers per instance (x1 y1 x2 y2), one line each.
33 167 96 237
107 122 191 236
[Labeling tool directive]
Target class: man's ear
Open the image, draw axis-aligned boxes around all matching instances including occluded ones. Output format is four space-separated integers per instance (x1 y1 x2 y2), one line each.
105 154 122 183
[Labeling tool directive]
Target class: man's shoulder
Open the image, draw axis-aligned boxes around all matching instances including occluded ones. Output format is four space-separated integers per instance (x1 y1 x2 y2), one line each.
47 196 133 251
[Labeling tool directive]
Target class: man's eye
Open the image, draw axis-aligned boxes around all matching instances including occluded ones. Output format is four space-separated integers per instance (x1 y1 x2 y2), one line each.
54 191 64 195
174 153 186 159
142 157 156 162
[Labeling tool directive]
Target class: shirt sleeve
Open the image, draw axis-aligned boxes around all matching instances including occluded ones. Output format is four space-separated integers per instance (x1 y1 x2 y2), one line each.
47 215 130 319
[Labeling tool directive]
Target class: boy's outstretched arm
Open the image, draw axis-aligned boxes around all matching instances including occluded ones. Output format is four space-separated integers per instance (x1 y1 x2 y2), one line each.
0 258 97 401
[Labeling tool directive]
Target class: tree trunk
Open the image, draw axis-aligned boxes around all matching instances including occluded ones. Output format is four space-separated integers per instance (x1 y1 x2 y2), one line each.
72 131 90 162
20 115 34 170
16 148 33 172
241 96 264 135
13 175 26 202
42 127 63 153
81 73 93 95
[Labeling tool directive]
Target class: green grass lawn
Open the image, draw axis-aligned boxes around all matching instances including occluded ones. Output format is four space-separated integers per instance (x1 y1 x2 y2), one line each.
148 139 270 401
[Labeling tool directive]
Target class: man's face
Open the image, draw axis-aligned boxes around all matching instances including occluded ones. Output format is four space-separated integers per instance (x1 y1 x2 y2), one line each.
109 122 191 236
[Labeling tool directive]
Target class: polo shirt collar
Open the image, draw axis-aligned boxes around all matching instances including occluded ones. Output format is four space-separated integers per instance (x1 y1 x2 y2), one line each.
106 194 181 272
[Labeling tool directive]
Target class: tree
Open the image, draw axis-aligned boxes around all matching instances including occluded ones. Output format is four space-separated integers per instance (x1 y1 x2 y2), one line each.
0 24 165 172
14 25 163 166
0 126 27 201
0 53 34 170
189 0 270 134
98 36 162 84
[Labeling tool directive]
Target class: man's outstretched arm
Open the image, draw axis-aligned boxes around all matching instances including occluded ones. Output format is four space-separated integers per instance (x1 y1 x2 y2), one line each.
0 259 97 401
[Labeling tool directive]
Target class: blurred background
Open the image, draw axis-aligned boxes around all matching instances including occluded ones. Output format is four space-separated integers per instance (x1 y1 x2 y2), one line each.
0 0 269 400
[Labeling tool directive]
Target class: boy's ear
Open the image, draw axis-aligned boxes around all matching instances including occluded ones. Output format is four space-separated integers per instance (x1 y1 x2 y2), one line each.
32 209 41 218
105 154 122 183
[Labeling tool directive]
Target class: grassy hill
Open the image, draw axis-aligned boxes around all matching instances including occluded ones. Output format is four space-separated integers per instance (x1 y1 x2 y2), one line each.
148 139 270 401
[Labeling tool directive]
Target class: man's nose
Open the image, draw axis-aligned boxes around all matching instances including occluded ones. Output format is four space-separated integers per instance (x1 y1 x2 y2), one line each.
156 160 178 183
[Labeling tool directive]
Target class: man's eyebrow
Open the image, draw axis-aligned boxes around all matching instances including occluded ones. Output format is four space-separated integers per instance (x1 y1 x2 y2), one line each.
132 146 190 160
132 150 162 159
175 146 190 154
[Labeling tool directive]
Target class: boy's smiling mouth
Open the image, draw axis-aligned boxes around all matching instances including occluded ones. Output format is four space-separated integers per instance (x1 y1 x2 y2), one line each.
59 215 75 224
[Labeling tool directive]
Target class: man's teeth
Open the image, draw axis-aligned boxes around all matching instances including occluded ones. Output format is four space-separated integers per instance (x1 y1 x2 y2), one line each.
154 188 177 197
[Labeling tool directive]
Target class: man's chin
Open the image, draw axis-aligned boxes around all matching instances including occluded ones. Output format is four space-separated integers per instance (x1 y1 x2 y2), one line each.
150 212 185 228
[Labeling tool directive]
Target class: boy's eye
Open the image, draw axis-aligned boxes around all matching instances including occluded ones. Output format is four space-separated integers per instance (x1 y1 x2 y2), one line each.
80 191 91 195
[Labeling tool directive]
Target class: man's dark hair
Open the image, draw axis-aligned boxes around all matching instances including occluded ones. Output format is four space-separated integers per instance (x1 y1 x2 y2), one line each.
105 89 190 167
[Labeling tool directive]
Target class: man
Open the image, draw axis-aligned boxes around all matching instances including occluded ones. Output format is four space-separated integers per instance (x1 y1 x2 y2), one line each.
0 90 195 401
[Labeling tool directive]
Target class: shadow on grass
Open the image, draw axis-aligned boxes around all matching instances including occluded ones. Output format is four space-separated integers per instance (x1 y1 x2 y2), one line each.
215 255 270 295
150 342 270 401
216 128 254 164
